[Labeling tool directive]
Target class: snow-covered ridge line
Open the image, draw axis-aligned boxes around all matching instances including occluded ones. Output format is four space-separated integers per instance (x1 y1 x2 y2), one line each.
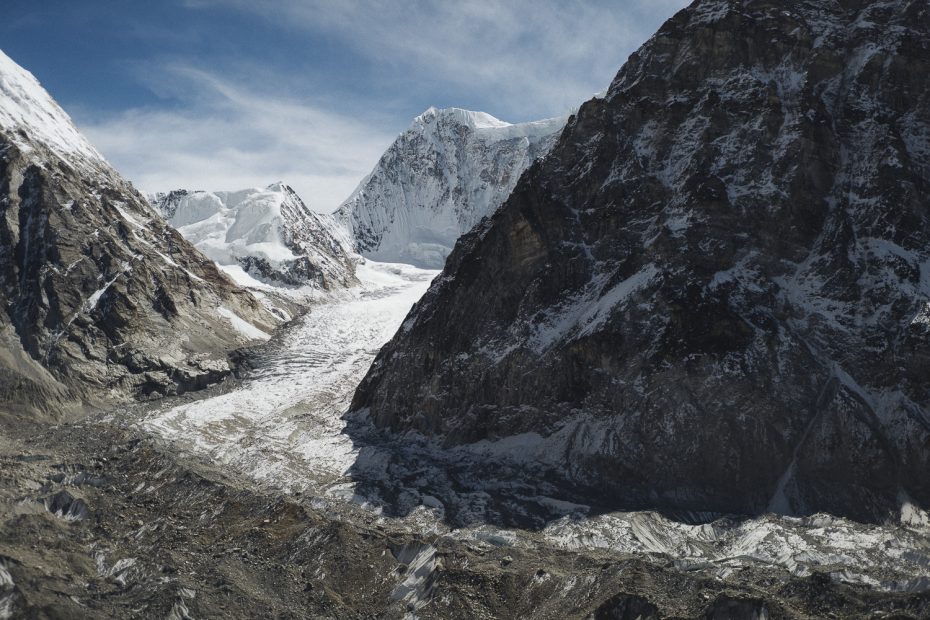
0 48 105 165
150 182 357 292
415 106 566 138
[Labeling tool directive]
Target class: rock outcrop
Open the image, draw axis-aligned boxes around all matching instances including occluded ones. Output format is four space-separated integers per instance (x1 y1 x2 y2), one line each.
0 49 280 416
151 183 357 290
336 107 565 268
352 0 930 521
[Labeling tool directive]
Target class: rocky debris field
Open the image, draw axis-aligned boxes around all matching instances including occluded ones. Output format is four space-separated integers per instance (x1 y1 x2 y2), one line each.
2 418 929 619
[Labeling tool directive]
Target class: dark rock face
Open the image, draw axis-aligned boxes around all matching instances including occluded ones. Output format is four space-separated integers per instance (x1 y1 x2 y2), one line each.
593 593 660 620
274 184 359 289
0 55 280 414
352 0 930 520
43 490 90 521
702 596 771 620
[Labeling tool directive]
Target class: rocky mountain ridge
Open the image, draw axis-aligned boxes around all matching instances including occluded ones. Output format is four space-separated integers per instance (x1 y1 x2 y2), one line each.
336 106 565 268
0 48 281 417
351 0 930 522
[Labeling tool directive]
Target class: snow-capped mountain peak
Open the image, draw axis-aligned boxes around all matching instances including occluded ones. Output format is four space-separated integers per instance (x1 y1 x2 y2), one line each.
336 106 566 268
415 106 510 130
415 106 566 138
0 49 105 166
151 183 357 290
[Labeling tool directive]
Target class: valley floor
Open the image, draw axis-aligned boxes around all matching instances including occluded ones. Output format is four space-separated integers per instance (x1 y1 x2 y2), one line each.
1 261 930 618
143 260 437 495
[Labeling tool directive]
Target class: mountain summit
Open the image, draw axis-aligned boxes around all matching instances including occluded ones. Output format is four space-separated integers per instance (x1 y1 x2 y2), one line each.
336 107 565 268
351 0 930 521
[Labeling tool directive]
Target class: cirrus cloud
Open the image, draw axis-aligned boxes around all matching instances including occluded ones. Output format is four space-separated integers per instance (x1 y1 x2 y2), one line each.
78 63 397 212
73 0 689 211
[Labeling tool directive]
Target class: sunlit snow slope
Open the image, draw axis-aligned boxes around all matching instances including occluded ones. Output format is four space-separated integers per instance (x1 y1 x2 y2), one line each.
336 107 565 268
0 49 105 167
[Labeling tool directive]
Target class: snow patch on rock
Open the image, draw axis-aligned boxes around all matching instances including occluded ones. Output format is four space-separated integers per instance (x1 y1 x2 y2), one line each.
217 306 271 342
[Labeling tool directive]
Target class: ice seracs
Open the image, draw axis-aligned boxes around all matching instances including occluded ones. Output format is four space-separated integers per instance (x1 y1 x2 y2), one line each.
336 106 565 268
151 183 357 291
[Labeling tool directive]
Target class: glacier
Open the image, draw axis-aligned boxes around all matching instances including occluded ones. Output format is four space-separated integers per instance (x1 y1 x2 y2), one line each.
138 257 930 597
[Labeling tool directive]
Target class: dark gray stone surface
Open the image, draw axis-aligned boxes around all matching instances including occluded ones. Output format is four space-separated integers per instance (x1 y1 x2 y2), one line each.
352 0 930 521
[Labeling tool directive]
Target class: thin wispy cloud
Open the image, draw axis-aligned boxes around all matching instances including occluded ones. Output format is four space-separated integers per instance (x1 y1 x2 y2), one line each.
79 63 396 212
184 0 690 120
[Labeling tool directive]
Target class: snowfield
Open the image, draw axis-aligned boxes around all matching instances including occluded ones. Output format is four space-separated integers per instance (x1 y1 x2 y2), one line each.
137 260 930 594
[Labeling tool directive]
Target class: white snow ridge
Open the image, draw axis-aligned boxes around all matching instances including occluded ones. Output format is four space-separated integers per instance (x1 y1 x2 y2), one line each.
0 49 105 166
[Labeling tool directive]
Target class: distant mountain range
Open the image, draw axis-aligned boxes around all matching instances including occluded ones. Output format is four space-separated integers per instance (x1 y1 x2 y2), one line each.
150 106 565 283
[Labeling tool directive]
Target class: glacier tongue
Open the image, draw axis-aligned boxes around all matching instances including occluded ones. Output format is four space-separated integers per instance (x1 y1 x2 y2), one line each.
142 260 438 489
336 107 566 268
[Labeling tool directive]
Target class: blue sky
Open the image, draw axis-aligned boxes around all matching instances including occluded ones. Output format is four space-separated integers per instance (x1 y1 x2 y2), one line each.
2 0 688 211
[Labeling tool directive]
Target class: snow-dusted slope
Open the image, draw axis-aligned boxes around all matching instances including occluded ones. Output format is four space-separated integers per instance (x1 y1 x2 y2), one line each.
0 49 104 167
336 107 565 268
151 183 357 290
352 0 930 522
